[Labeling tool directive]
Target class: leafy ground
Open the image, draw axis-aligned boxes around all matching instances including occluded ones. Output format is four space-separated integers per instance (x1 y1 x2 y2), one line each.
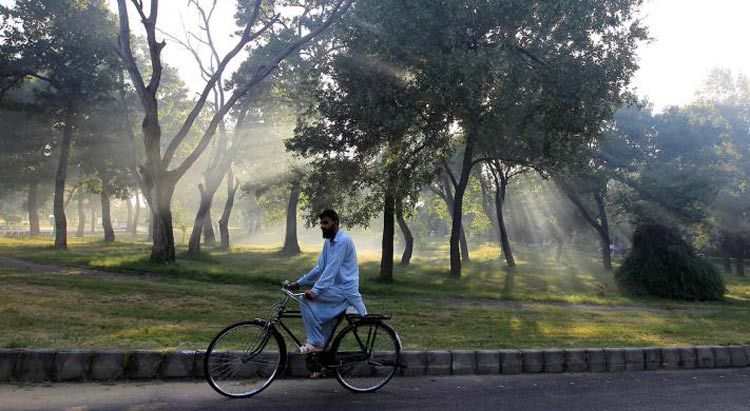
1 236 749 351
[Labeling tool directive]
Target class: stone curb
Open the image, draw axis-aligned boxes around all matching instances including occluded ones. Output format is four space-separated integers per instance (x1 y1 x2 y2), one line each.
2 346 750 382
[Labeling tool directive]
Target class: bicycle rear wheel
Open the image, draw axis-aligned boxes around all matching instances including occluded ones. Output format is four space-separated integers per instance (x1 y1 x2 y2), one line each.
331 320 401 393
204 319 286 398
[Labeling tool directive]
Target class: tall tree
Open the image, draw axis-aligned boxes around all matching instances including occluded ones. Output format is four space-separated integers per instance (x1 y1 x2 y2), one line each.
1 0 120 249
307 0 647 278
694 69 750 276
116 0 354 262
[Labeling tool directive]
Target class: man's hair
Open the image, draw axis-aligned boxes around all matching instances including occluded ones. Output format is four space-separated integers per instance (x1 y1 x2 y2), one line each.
318 209 339 224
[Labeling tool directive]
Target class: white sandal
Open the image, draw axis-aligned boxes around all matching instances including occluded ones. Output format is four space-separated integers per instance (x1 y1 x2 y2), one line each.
295 343 323 354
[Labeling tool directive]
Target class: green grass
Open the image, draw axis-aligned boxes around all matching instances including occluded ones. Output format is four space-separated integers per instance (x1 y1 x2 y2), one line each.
1 236 750 350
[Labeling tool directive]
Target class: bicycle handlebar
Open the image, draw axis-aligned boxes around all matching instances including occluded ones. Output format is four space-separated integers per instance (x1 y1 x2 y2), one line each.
281 280 304 300
282 288 304 299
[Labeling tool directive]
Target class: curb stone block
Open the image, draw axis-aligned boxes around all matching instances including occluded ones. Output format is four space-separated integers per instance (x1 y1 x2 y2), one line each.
678 347 697 369
160 351 194 379
643 348 661 371
564 349 587 373
660 348 679 370
194 351 206 379
475 351 500 375
695 346 715 368
586 349 606 372
499 350 522 374
16 349 55 382
521 350 544 373
451 351 476 375
712 346 731 368
543 350 564 373
399 351 425 377
0 349 21 382
425 351 451 376
127 350 162 380
605 349 626 372
91 351 126 381
728 346 748 368
54 350 91 381
625 348 644 371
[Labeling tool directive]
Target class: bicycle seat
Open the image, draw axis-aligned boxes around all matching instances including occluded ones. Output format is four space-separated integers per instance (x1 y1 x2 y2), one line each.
344 306 361 317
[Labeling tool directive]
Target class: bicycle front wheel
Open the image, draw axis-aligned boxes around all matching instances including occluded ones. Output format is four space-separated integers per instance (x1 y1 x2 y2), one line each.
204 319 286 398
331 320 401 393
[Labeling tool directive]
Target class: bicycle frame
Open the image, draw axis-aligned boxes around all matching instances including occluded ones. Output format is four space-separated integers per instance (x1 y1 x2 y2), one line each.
266 288 358 354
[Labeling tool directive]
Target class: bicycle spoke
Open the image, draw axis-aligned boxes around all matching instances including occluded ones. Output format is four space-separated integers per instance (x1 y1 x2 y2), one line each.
205 321 284 398
333 322 400 392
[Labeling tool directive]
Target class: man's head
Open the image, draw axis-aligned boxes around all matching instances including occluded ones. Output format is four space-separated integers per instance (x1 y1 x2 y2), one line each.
318 209 339 239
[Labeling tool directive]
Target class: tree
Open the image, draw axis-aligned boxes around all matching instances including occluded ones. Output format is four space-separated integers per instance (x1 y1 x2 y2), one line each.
1 0 120 249
694 68 750 276
288 42 451 282
481 160 527 268
310 0 647 278
0 84 56 235
116 0 354 262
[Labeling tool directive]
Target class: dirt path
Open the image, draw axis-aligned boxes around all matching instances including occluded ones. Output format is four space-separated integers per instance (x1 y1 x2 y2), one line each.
0 256 161 282
439 297 716 315
0 255 717 315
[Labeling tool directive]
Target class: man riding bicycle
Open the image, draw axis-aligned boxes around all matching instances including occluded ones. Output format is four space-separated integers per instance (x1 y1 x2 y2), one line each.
285 209 367 354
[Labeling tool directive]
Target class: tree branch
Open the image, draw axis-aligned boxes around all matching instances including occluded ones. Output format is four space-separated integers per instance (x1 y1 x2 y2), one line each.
162 0 269 167
169 0 355 180
116 0 146 97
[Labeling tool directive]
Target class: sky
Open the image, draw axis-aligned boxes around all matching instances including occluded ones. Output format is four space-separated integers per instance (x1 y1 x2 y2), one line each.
630 0 750 110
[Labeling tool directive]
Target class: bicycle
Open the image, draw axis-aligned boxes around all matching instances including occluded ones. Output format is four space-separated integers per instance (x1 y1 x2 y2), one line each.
204 282 402 398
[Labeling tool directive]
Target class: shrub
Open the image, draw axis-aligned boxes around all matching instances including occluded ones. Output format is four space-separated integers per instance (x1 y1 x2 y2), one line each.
615 223 726 301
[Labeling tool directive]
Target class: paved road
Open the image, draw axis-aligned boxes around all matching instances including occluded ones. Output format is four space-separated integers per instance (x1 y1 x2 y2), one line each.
2 369 750 411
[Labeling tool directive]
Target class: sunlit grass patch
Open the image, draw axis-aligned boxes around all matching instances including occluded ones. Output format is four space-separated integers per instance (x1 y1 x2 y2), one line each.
2 237 750 350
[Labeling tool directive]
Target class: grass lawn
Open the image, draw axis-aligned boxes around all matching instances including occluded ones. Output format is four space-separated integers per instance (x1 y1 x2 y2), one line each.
1 236 749 351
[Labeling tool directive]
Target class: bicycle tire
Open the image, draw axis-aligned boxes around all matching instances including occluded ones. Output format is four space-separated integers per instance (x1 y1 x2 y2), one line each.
331 319 401 393
204 319 286 398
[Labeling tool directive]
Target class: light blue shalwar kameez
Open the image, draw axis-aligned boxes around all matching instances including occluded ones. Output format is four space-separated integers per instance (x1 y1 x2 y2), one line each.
296 230 367 347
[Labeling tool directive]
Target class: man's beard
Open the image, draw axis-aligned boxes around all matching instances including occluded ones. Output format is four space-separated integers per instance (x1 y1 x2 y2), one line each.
322 228 335 239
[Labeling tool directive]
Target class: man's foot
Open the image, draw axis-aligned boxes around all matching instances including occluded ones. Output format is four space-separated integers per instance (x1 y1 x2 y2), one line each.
295 343 323 354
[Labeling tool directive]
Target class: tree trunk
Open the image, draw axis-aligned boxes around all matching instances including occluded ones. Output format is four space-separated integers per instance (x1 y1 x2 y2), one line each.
723 256 732 274
53 113 73 250
101 191 115 242
396 203 413 266
495 183 515 268
27 181 40 236
203 207 216 245
459 225 470 262
188 184 213 255
218 168 239 251
132 193 140 237
559 180 612 271
281 179 302 254
479 176 499 241
555 240 564 263
442 173 470 264
150 178 176 263
76 190 86 237
594 191 613 271
90 195 97 233
379 190 395 283
737 257 746 277
126 197 132 231
449 140 475 278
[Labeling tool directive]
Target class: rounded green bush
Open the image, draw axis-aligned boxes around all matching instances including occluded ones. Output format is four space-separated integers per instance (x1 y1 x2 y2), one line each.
615 223 726 301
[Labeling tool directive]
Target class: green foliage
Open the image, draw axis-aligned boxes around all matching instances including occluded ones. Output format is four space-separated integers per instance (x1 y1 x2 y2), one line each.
615 224 726 301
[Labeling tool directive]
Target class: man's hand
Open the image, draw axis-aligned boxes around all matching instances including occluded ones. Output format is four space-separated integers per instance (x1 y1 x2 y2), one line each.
284 281 300 291
304 289 316 300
